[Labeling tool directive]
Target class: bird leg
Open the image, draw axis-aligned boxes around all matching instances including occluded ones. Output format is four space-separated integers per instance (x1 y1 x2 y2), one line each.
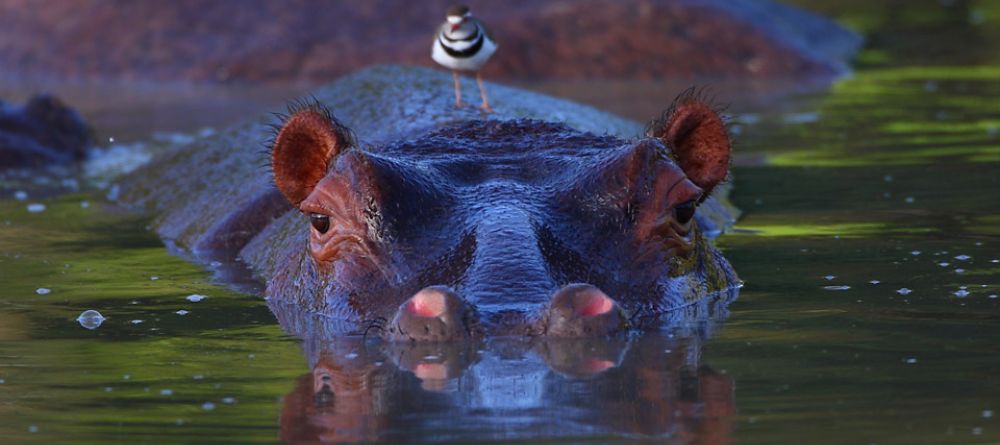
476 71 493 112
452 71 464 108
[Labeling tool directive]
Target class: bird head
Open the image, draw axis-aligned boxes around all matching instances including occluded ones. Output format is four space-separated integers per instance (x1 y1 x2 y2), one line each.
446 4 471 32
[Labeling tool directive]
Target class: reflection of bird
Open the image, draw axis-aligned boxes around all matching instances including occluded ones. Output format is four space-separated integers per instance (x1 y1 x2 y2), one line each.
431 4 497 111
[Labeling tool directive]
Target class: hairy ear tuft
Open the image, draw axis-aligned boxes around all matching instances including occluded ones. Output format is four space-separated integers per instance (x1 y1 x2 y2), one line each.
647 88 731 197
270 102 354 206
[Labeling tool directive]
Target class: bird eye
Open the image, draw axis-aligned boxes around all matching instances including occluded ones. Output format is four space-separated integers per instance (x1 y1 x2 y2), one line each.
674 201 696 225
309 213 331 234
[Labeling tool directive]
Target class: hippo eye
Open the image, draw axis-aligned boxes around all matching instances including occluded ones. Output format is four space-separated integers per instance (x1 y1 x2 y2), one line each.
309 213 331 234
675 201 696 225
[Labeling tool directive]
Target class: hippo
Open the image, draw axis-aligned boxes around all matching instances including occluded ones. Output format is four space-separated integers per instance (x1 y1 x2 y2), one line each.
113 66 739 342
266 89 738 341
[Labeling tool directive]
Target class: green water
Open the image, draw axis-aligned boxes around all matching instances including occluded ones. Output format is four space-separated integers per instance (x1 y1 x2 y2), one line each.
3 2 1000 443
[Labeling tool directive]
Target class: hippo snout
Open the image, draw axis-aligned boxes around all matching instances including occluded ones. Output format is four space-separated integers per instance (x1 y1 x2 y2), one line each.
386 286 478 342
540 284 628 337
385 283 629 342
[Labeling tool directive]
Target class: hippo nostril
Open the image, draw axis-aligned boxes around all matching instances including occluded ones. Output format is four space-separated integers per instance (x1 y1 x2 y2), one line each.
544 283 627 337
406 287 449 318
551 283 615 318
388 286 479 342
575 290 614 317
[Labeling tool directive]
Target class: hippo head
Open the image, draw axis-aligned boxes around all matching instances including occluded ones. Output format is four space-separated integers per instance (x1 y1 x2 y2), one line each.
268 94 735 341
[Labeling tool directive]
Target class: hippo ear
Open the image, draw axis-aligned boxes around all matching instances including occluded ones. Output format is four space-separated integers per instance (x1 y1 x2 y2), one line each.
270 104 355 206
648 91 731 197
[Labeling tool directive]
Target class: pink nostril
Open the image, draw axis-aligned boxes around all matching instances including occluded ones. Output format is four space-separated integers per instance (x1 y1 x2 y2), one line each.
413 362 448 380
576 291 614 317
582 358 616 373
406 288 447 318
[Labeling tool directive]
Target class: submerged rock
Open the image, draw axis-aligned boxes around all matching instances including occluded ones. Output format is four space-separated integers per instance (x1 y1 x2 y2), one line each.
0 94 93 169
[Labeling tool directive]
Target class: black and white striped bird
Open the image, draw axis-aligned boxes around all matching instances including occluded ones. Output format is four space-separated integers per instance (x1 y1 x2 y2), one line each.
431 4 497 111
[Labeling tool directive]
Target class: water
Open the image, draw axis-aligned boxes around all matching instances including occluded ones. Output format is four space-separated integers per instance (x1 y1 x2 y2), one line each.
2 2 999 443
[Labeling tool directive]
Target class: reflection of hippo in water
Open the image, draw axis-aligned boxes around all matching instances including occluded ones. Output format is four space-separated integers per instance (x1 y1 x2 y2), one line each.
267 89 738 340
278 321 736 444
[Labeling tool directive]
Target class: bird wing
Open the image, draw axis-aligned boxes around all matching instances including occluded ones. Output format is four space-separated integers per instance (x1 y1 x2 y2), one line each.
472 18 495 43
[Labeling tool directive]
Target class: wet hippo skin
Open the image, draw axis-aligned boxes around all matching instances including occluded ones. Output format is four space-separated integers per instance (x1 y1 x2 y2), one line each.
267 91 738 340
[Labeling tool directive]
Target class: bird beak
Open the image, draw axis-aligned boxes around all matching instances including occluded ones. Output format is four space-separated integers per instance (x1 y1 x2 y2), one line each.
450 23 460 32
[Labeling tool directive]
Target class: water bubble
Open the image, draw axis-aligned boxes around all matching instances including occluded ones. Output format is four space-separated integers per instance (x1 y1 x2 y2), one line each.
28 425 38 433
108 136 115 143
939 262 950 267
185 294 207 302
905 357 918 364
201 402 216 411
160 389 173 396
13 190 27 201
897 288 913 295
954 255 971 261
26 203 46 213
175 419 185 426
175 310 189 316
955 268 965 274
869 280 881 285
823 285 851 291
150 276 159 281
911 251 922 256
80 200 90 209
992 259 999 263
989 295 998 299
221 397 236 404
35 287 51 295
824 275 836 281
192 374 204 380
77 310 106 330
954 289 970 298
130 319 144 325
123 374 130 380
904 196 915 204
345 352 359 359
104 387 113 392
984 410 994 418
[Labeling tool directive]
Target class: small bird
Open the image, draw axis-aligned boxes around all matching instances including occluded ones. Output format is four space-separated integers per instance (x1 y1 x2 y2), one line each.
431 4 498 111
